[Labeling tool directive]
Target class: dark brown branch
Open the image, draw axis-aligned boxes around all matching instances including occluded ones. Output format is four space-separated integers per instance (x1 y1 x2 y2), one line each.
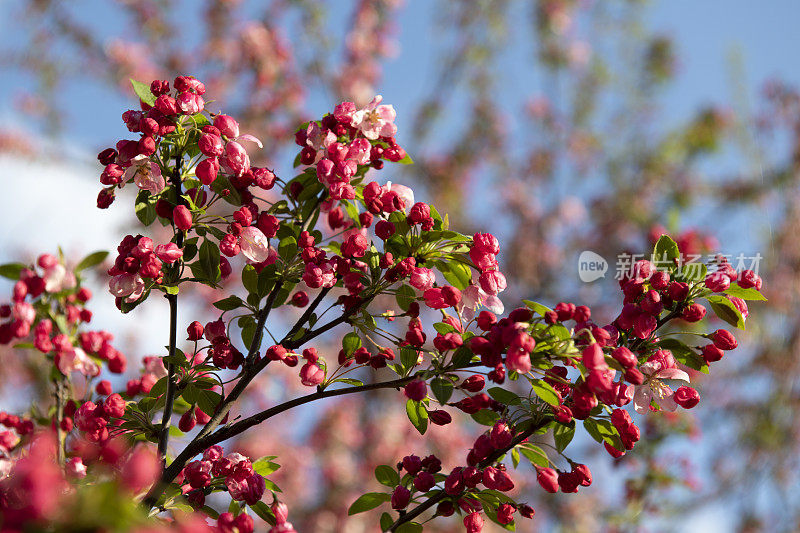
157 148 185 463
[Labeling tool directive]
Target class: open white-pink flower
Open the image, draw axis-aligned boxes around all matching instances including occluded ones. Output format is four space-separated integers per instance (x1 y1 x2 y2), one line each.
238 226 271 263
384 181 415 212
458 285 504 320
352 95 397 140
108 272 146 302
125 155 165 195
43 264 76 293
633 362 690 414
57 347 100 377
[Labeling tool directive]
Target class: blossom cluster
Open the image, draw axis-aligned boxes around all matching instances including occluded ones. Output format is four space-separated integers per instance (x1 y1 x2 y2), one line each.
0 78 766 532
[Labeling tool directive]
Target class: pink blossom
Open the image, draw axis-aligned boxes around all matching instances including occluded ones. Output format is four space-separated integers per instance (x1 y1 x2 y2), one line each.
221 141 250 177
57 347 100 377
409 267 436 291
142 356 167 378
12 302 35 324
43 264 76 293
299 362 325 386
238 226 270 263
154 243 183 263
108 272 145 302
384 182 414 211
0 431 20 453
347 138 372 165
125 155 165 195
633 362 690 414
458 285 504 320
65 457 87 478
305 122 337 160
352 95 397 139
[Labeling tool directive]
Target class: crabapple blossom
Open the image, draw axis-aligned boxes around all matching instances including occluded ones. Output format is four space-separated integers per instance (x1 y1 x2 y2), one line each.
125 155 165 195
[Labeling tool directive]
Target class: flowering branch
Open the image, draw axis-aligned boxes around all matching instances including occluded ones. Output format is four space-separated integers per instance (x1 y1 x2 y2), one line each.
388 418 553 532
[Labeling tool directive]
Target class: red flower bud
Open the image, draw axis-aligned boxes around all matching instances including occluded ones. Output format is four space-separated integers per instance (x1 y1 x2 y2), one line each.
173 205 192 231
404 379 427 401
674 386 700 408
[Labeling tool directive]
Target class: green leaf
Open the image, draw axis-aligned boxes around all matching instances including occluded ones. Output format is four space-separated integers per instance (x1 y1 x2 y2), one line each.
252 457 281 476
199 240 221 284
242 265 259 295
511 447 520 468
380 512 394 532
348 492 390 515
530 380 560 407
374 465 400 487
395 284 416 312
471 409 500 426
583 418 625 451
706 294 746 330
554 421 575 453
653 234 680 268
240 316 257 349
450 346 474 368
0 263 26 280
400 347 419 371
183 385 221 416
436 260 472 290
213 295 244 311
342 331 362 356
397 152 414 165
130 78 156 106
162 285 179 295
210 176 242 206
333 378 365 386
249 501 277 526
74 251 109 273
681 262 707 282
519 443 549 468
228 500 241 515
725 283 767 301
278 236 298 262
433 322 456 335
430 377 454 405
486 387 521 406
201 505 221 520
406 399 429 435
522 299 554 317
135 190 157 226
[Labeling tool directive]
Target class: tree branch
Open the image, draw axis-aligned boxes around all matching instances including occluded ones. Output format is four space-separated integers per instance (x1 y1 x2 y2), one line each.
198 376 415 448
55 378 67 467
157 148 184 463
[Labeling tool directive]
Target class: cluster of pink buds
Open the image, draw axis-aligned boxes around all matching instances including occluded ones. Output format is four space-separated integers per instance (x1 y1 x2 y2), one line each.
107 235 182 305
0 412 33 456
182 447 265 507
467 307 541 382
73 393 126 443
390 454 442 510
0 254 79 343
464 232 507 309
203 318 244 370
0 253 127 376
297 96 406 200
534 462 592 494
96 76 207 207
